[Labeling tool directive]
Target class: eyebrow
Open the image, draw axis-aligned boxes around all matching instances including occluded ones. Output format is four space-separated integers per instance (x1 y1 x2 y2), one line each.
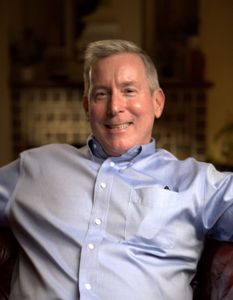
120 80 138 87
91 86 110 93
91 80 139 92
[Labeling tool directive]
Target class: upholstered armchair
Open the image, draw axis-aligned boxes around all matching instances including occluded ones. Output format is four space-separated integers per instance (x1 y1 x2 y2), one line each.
192 239 233 299
0 229 18 300
0 228 233 300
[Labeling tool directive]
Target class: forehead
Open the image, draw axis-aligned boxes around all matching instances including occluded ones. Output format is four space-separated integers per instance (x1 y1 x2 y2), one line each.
91 53 146 78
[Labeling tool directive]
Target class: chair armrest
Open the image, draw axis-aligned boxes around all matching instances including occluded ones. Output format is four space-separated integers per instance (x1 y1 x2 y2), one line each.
193 239 233 299
0 228 18 300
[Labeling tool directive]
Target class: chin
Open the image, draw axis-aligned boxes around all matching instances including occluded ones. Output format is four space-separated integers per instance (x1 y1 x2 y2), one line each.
107 143 132 156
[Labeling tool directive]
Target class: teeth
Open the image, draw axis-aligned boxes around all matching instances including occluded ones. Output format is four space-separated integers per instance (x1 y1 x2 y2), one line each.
108 123 130 129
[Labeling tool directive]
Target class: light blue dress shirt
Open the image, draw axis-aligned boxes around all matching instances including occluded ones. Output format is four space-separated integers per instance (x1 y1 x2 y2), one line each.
0 137 233 300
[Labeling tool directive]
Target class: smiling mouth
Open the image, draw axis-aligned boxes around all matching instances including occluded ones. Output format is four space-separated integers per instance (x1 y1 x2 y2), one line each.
105 122 132 130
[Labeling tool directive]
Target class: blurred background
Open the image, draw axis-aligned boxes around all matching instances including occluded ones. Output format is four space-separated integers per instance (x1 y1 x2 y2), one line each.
0 0 232 169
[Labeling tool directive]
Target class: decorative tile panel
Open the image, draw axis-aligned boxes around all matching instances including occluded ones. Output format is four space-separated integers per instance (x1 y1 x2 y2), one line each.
154 85 208 161
12 87 90 155
12 83 210 161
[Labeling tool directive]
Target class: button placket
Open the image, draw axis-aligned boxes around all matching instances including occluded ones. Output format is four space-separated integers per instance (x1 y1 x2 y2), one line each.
79 159 114 297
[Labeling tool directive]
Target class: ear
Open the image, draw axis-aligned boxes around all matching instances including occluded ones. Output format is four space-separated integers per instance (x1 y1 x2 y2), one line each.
83 95 89 112
152 88 165 119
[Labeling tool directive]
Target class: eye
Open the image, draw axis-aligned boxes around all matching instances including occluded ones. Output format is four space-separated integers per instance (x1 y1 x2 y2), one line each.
93 89 108 101
123 87 137 96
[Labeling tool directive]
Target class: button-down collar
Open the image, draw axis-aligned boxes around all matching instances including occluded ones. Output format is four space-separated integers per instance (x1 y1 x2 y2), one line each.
87 135 156 164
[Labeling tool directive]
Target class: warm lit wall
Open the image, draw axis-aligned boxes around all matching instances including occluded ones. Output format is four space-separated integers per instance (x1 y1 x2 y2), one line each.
110 0 143 45
0 0 12 166
79 0 142 46
0 0 232 166
200 0 233 163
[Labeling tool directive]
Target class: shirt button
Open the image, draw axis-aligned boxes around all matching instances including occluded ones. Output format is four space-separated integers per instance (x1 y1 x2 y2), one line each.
85 283 92 290
87 243 95 250
100 182 106 189
110 161 115 167
94 218 102 225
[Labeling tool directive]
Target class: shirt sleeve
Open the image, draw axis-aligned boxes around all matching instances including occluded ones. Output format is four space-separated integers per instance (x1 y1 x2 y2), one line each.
0 159 20 225
203 164 233 241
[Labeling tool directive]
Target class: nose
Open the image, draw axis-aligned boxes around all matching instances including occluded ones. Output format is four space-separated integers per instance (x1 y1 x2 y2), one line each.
107 91 125 116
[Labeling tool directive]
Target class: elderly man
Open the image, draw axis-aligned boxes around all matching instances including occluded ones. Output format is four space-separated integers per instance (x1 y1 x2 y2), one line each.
0 39 233 300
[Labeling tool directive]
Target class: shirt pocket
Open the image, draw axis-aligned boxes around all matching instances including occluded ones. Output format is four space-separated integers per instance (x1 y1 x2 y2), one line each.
125 186 179 250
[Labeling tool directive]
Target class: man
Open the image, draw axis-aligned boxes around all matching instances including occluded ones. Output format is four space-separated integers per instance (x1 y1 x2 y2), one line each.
0 39 232 299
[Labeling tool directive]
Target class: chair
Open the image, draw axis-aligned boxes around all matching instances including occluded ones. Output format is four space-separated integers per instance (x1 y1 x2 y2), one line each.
192 238 233 299
0 229 18 300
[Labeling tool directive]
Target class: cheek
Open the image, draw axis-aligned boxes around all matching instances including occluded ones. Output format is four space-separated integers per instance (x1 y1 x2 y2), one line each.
130 99 154 116
129 99 145 112
89 104 103 117
132 102 142 110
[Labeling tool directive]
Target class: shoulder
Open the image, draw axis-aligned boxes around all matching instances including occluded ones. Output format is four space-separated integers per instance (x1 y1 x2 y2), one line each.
21 143 73 156
20 143 85 161
155 147 208 172
19 143 89 172
154 148 217 187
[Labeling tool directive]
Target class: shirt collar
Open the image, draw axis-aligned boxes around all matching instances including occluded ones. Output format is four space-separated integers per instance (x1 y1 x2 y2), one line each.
87 135 156 163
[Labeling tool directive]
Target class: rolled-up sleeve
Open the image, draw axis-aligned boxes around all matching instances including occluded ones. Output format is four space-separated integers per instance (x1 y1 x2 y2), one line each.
203 164 233 241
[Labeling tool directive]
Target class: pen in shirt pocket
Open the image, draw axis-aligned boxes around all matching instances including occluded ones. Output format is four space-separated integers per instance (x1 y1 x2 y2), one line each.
164 186 170 190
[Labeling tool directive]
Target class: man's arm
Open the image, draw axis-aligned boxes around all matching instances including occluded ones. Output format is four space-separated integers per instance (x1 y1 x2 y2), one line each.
0 160 20 225
203 164 233 241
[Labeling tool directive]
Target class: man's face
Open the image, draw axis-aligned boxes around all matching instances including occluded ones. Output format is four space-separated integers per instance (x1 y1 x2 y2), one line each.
83 53 165 156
